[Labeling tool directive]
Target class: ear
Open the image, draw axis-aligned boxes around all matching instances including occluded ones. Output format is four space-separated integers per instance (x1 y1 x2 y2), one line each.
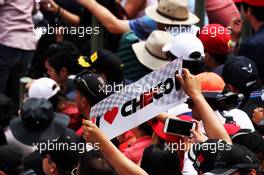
60 67 68 78
49 162 57 174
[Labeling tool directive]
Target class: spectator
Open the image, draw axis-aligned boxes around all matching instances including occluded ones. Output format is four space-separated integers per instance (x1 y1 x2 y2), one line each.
87 49 128 85
31 41 80 79
28 78 61 111
132 30 173 70
82 120 148 175
140 144 182 175
188 139 261 175
75 0 200 40
5 98 69 157
222 56 263 119
0 145 23 175
0 0 37 106
198 24 233 76
238 0 264 83
45 51 85 100
231 129 264 166
0 93 17 128
41 128 81 175
252 107 264 134
75 150 116 175
74 71 109 121
121 0 157 19
122 123 153 164
195 72 255 131
205 0 241 27
163 33 205 75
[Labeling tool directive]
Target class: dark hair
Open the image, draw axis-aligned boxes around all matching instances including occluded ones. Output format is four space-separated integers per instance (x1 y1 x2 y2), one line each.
0 145 23 175
183 60 205 75
48 51 84 75
138 122 153 136
43 41 80 60
93 49 125 85
78 151 115 175
141 144 182 175
209 52 228 65
242 3 264 22
0 93 16 127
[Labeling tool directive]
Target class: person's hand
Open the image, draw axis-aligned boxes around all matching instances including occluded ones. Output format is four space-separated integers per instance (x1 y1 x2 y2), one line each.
41 0 59 14
83 120 107 145
229 18 243 42
175 68 202 99
190 120 208 143
252 107 264 126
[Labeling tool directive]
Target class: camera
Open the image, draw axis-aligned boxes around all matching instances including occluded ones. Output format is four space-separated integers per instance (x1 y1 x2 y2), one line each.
202 92 244 112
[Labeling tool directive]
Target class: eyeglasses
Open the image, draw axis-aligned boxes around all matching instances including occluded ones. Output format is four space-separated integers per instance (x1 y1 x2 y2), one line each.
71 167 78 175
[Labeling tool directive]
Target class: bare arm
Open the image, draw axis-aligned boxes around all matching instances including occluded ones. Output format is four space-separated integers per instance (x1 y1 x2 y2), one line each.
176 69 232 144
42 0 80 26
77 0 130 34
124 0 146 19
83 120 148 175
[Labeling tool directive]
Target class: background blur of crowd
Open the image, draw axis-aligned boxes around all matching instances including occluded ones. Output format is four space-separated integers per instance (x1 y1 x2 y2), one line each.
1 0 264 174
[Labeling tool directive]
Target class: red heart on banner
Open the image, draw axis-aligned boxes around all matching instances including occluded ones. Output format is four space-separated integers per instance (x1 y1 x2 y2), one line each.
104 107 119 124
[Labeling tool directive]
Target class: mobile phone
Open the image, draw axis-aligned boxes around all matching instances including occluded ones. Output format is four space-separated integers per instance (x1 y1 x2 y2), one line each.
163 118 196 137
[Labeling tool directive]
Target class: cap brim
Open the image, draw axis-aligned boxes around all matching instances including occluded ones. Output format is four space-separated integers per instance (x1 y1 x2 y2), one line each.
145 5 200 25
203 168 237 175
132 41 169 70
10 113 69 146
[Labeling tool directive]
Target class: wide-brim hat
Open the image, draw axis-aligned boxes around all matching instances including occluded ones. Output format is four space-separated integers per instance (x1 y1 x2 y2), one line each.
10 113 69 146
132 30 173 70
145 0 199 25
9 98 70 146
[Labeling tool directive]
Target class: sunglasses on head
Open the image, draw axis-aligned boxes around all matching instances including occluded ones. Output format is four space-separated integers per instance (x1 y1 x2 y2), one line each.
74 71 98 99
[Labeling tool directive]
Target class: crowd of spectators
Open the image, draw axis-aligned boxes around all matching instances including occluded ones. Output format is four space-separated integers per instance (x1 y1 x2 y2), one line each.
0 0 264 174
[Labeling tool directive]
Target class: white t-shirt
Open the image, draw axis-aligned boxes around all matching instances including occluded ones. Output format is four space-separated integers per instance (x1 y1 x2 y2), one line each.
215 109 255 131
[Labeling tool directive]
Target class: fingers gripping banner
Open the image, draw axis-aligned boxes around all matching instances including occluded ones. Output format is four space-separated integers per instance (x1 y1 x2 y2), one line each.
90 58 187 139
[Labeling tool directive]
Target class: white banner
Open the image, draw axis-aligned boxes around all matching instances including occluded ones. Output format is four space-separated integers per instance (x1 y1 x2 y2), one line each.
90 58 187 139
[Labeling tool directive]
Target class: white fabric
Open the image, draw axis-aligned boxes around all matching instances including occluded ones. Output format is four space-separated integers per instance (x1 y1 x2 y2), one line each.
182 151 198 175
216 109 255 131
4 128 34 157
28 77 60 99
163 33 205 61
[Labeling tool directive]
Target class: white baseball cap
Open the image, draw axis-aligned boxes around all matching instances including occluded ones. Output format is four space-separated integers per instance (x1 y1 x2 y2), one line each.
162 33 205 61
28 78 60 99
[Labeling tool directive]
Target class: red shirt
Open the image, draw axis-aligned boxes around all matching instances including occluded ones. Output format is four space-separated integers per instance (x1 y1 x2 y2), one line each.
123 135 152 164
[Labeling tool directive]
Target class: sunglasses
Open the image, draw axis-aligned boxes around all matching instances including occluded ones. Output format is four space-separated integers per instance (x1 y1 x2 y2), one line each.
74 71 98 99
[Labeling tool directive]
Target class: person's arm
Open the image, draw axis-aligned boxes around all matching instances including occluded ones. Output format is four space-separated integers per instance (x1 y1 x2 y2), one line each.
176 69 232 144
83 120 148 175
76 0 130 34
124 0 146 19
42 0 80 26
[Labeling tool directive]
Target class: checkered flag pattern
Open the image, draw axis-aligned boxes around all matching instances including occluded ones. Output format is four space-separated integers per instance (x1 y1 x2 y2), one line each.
90 58 183 118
